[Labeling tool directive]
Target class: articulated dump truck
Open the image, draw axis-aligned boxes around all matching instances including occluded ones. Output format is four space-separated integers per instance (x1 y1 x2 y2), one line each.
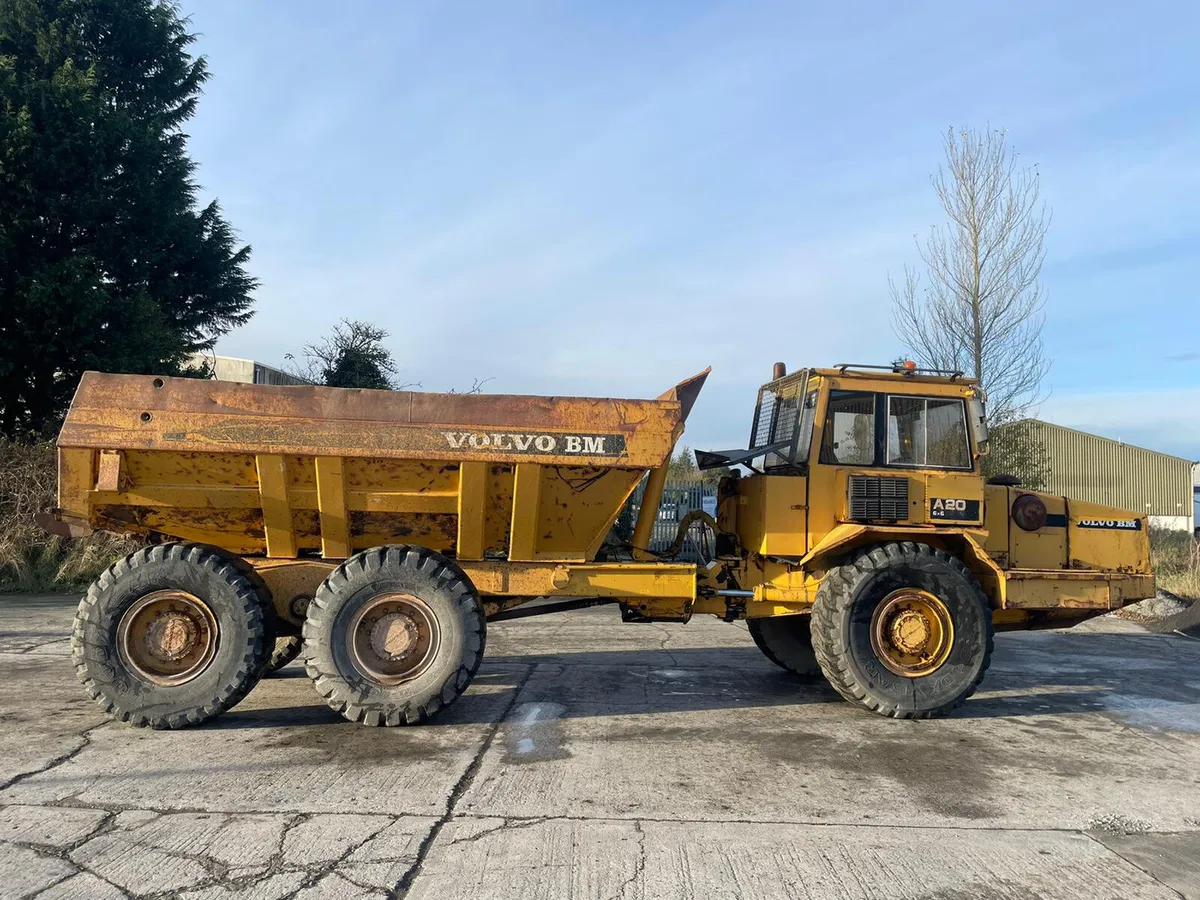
43 363 1154 728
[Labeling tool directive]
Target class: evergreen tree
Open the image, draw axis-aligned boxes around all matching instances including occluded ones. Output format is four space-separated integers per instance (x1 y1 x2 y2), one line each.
0 0 256 437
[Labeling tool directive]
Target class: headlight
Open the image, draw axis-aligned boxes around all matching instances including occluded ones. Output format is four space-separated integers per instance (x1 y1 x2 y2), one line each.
1012 494 1047 531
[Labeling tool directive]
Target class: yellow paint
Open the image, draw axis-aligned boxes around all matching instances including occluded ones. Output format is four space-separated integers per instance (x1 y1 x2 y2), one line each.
251 558 335 625
508 463 542 561
1067 498 1153 573
95 450 123 492
255 454 296 559
1010 491 1068 569
870 589 954 677
735 475 807 557
1003 570 1113 609
632 462 669 560
456 461 487 561
57 448 95 522
314 457 350 559
461 560 696 600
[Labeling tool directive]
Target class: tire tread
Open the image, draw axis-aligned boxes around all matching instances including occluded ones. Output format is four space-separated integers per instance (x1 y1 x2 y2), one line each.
809 542 994 719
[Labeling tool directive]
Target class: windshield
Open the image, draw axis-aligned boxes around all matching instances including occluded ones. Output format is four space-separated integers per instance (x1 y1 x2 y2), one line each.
750 369 814 472
765 389 818 471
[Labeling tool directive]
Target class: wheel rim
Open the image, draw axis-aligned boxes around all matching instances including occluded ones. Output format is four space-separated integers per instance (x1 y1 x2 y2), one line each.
117 590 219 686
346 592 441 685
869 589 954 678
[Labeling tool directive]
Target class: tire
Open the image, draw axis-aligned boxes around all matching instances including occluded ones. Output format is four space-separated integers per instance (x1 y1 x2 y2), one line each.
747 616 821 676
72 543 271 729
809 541 993 719
209 547 278 670
303 545 486 726
264 635 303 674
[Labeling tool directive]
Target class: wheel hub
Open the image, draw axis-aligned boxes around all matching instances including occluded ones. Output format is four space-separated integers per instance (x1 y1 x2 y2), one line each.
889 609 931 654
145 613 200 662
348 593 440 685
117 590 219 686
369 613 419 661
870 589 954 678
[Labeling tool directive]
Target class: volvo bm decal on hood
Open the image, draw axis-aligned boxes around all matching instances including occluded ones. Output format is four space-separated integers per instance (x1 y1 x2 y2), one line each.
1076 518 1142 530
441 431 627 456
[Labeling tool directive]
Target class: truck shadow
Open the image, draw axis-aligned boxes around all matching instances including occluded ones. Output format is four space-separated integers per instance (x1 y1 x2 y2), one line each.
215 630 1200 729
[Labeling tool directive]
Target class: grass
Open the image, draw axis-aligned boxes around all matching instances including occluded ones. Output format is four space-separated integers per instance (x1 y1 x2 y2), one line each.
1149 527 1200 602
0 438 137 593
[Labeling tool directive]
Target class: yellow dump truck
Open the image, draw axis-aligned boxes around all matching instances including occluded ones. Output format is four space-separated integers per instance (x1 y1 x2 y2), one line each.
44 363 1154 728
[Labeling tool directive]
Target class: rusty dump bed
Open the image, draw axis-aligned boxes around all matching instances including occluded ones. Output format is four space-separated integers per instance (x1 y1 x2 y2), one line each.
52 369 710 562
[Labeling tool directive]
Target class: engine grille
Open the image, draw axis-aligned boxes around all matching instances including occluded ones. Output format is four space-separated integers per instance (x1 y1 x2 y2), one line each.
848 475 909 521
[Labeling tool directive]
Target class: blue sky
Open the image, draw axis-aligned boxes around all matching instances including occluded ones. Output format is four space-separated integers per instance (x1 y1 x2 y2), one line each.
183 0 1200 460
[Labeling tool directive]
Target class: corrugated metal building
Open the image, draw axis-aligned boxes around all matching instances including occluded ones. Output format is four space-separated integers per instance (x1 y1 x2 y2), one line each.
1002 419 1195 532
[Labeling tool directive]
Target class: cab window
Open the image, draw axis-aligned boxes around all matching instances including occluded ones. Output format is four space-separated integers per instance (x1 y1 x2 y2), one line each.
819 391 876 466
887 396 970 469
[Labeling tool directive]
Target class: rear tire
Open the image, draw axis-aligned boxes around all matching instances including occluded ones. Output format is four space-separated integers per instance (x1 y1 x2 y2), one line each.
809 541 993 719
264 636 303 674
747 616 820 676
72 543 270 729
303 545 486 725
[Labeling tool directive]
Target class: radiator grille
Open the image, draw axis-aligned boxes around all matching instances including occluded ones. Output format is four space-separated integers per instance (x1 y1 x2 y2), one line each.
848 475 909 521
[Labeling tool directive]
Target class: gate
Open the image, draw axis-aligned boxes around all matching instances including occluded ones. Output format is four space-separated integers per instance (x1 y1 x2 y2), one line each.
626 478 716 561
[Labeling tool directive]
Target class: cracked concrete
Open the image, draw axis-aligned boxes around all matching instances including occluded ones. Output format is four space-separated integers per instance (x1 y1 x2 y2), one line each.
1 595 1199 898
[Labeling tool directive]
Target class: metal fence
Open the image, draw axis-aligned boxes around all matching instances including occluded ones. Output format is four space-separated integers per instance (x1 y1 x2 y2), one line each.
626 477 717 561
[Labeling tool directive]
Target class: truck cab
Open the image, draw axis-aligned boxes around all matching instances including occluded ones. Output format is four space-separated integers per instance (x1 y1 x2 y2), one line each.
698 363 1154 626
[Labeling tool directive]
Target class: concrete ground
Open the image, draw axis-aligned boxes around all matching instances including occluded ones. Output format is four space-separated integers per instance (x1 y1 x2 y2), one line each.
1 596 1200 899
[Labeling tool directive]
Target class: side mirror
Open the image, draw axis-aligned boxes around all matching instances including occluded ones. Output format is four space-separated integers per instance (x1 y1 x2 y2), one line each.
969 396 989 456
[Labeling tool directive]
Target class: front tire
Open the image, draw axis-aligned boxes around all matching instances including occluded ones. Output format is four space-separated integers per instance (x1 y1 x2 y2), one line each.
303 545 486 726
810 542 993 719
747 616 820 676
72 543 271 729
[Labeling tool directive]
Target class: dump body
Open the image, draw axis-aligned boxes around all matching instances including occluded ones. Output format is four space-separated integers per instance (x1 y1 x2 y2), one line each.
54 370 708 565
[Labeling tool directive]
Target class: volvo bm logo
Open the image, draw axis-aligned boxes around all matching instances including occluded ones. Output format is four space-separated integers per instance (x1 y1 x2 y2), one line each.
1077 518 1141 530
441 431 626 456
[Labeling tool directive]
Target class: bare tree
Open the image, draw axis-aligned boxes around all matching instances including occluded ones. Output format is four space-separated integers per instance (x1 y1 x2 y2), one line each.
447 377 494 395
891 127 1050 424
287 319 407 390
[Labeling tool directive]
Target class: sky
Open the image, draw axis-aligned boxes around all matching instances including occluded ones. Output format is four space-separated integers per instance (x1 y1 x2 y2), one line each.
181 0 1200 461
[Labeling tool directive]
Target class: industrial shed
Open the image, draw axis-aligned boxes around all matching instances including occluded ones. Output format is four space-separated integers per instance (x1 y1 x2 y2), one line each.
999 419 1195 532
186 353 310 386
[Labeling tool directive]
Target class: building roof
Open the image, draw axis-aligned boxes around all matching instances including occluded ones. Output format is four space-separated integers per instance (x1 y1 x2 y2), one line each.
1014 418 1195 466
